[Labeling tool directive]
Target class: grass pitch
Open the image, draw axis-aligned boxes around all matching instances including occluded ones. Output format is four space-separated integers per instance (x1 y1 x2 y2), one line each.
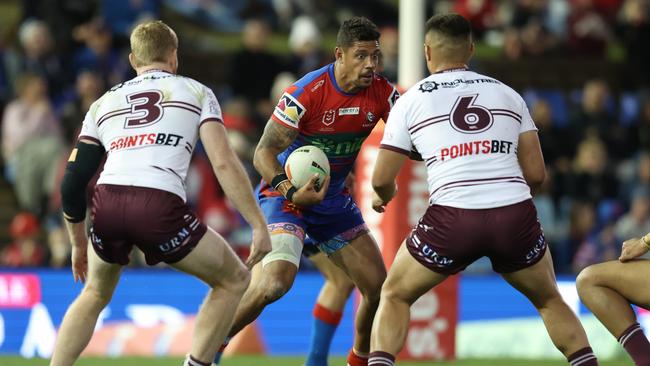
0 356 633 366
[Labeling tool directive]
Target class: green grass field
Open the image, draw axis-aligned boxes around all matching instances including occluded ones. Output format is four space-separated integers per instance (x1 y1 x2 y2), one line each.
0 356 633 366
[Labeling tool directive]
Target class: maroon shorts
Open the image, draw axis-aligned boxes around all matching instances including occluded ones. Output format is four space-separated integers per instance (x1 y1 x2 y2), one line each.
406 199 546 275
90 184 207 265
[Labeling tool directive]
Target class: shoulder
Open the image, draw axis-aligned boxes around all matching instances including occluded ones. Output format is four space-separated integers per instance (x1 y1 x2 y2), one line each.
286 64 331 99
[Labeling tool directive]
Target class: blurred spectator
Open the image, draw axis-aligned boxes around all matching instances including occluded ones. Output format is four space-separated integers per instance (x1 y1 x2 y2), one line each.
572 220 619 272
561 136 619 203
636 95 650 151
73 19 131 87
533 99 571 166
556 201 598 272
1 212 46 267
4 19 69 101
1 73 63 215
287 15 328 78
378 26 398 82
20 0 96 55
567 0 613 56
60 70 104 144
617 0 650 86
453 0 499 39
615 187 650 240
100 0 160 46
229 18 284 126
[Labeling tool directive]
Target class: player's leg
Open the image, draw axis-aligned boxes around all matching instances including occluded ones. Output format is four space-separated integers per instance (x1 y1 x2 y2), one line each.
213 222 304 364
368 243 448 366
501 249 598 365
171 227 251 365
577 260 650 365
327 232 386 365
305 249 355 366
50 241 122 366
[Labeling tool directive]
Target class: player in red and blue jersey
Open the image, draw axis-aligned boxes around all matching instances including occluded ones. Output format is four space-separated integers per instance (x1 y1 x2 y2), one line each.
213 17 398 366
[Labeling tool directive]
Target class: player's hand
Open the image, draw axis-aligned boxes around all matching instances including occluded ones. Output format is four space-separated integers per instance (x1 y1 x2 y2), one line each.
71 244 88 283
372 192 389 213
245 225 272 269
619 237 650 262
291 174 330 207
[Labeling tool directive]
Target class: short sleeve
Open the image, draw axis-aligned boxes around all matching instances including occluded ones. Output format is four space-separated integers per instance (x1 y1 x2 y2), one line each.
78 106 102 145
379 97 412 155
271 85 309 130
199 87 223 126
519 99 538 134
383 84 400 121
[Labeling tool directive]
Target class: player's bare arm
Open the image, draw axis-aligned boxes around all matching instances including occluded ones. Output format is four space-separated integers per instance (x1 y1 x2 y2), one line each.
517 130 546 194
371 149 408 212
200 122 271 268
254 119 329 206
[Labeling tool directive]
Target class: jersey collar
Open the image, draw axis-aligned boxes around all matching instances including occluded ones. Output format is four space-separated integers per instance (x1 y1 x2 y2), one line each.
328 63 359 96
433 67 469 74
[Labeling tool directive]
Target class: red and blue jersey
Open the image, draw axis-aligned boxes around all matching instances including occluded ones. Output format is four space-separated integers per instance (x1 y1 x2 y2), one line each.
269 62 399 204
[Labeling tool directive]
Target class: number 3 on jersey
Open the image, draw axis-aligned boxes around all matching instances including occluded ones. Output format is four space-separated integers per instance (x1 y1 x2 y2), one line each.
125 90 164 128
450 94 493 134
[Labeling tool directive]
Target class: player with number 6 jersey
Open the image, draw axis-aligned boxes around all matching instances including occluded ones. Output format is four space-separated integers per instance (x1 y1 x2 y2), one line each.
368 13 598 366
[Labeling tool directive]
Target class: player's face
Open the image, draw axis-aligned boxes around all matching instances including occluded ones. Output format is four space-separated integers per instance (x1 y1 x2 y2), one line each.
340 41 381 89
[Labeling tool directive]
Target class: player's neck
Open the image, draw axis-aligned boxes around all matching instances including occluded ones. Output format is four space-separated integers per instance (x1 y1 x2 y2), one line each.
136 63 175 75
430 62 468 74
333 61 361 94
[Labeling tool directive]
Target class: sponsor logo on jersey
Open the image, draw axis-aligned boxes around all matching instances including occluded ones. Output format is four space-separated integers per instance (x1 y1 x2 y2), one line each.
274 93 306 128
388 87 400 107
338 107 360 116
109 133 183 151
366 111 375 122
322 109 336 125
311 80 325 92
310 136 365 157
420 78 500 93
438 139 514 161
419 81 439 92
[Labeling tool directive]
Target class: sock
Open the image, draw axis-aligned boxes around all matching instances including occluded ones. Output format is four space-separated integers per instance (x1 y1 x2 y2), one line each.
305 303 343 366
567 347 598 366
212 337 231 365
347 349 369 366
184 354 211 366
368 351 395 366
618 323 650 366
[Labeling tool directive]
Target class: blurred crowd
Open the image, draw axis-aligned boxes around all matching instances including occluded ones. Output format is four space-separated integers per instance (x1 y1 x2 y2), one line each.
0 0 649 274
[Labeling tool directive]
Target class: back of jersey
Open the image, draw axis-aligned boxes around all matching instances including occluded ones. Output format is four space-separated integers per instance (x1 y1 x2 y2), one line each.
381 69 537 209
78 70 222 201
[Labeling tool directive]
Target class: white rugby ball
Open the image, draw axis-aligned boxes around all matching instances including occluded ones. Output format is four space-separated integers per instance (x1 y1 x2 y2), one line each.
285 145 330 189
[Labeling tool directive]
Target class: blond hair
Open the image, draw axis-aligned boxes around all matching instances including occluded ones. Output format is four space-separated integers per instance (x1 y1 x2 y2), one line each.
130 20 178 67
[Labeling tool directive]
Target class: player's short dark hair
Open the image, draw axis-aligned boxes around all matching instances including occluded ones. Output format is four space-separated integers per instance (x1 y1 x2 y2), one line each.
425 13 472 40
336 17 380 48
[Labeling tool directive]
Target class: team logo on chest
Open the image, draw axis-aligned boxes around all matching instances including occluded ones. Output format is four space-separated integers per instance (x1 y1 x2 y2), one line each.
366 111 375 122
322 109 336 126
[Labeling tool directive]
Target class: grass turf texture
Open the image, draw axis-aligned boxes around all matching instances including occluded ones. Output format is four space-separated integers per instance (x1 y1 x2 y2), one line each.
0 356 633 366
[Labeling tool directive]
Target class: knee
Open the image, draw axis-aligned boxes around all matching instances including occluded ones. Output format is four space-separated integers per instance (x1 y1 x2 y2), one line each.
576 265 599 296
358 272 386 303
82 285 113 308
260 276 292 304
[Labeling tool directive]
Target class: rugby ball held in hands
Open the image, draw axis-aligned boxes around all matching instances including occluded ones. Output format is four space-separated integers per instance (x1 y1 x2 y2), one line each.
285 145 330 189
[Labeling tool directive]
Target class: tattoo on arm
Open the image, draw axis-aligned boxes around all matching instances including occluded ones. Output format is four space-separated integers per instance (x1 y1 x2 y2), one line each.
258 121 299 151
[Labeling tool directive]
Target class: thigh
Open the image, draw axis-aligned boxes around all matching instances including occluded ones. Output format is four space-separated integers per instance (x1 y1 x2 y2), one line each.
488 199 547 273
329 233 386 292
85 240 122 296
382 243 448 304
171 227 247 287
580 259 650 309
309 251 351 284
500 249 560 308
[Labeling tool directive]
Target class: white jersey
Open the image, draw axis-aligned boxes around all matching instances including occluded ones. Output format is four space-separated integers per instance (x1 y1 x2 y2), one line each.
78 70 222 201
380 68 537 209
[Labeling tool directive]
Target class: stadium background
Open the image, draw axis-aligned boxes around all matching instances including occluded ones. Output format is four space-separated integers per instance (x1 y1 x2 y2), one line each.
0 0 649 364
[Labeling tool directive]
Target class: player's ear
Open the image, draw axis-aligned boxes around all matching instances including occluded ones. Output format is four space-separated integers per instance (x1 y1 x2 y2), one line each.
335 46 343 62
128 53 137 70
423 43 431 62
